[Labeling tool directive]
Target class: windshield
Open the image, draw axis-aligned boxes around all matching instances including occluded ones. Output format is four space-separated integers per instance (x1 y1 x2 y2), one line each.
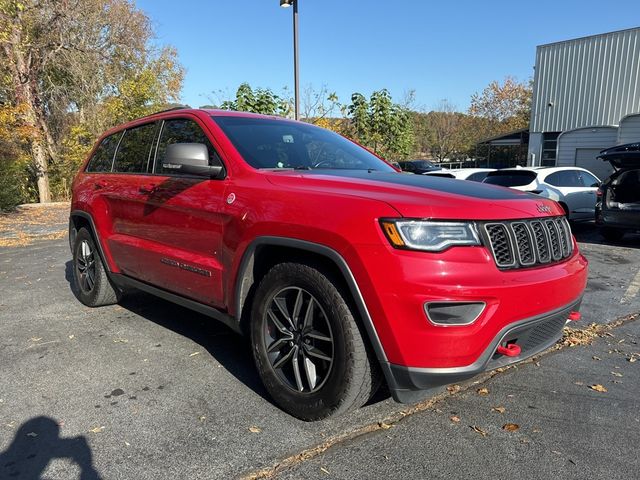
212 116 395 171
483 170 537 187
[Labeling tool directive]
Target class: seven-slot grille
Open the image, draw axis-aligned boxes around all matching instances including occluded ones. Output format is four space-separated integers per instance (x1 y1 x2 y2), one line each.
483 216 573 269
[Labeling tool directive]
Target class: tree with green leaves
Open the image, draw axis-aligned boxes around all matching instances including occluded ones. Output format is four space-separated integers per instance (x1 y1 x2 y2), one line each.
345 89 413 160
0 0 184 203
220 83 291 117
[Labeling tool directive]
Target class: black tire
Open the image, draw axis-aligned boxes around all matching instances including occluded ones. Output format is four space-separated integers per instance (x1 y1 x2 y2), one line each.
250 262 380 420
601 227 625 242
72 227 120 307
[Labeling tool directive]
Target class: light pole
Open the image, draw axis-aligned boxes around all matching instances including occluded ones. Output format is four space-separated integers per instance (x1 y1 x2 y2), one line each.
280 0 299 120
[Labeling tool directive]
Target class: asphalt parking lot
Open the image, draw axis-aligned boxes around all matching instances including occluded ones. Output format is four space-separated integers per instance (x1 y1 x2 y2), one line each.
0 206 638 479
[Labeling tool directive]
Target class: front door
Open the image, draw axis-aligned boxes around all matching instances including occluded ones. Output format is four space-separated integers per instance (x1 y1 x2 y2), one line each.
129 116 229 308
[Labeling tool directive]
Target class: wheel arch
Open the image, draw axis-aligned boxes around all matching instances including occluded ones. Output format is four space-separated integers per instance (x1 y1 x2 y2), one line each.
69 210 112 273
234 237 389 367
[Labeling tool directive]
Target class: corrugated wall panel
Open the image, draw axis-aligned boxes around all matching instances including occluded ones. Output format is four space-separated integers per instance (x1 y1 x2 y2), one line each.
618 114 640 144
557 127 618 166
531 28 640 133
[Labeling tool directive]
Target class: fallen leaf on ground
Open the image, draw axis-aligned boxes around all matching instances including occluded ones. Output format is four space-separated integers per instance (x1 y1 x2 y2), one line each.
378 422 392 429
611 371 623 377
124 441 130 446
199 416 206 422
574 381 584 386
248 426 261 433
26 432 38 437
89 426 105 433
629 356 637 363
477 387 489 396
592 356 601 361
68 335 75 340
589 384 607 393
189 351 201 357
320 467 330 475
503 423 520 432
449 415 461 423
30 337 42 342
113 338 128 344
492 406 506 414
470 425 488 437
447 384 461 393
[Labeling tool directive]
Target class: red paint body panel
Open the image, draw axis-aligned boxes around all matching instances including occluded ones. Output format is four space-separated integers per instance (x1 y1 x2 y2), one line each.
71 109 588 375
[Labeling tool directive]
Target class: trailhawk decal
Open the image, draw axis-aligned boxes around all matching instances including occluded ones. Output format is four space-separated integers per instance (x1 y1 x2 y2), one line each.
160 258 212 277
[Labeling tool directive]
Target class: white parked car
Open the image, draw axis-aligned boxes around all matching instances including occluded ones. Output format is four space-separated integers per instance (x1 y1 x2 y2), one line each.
483 167 601 221
423 168 496 182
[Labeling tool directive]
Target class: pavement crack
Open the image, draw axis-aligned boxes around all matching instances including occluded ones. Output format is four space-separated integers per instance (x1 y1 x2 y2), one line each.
240 311 639 480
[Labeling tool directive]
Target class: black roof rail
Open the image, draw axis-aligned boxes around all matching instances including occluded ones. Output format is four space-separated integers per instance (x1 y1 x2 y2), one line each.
147 105 191 116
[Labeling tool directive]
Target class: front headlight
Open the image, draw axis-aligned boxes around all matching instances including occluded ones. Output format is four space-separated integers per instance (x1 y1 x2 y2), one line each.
380 219 480 252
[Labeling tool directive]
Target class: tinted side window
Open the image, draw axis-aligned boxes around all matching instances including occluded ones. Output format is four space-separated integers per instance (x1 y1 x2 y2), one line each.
113 123 157 173
154 118 222 175
546 171 581 187
578 171 599 187
86 133 121 172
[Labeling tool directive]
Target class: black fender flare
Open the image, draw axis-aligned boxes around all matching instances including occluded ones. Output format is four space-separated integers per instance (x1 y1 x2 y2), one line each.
233 236 390 368
69 210 111 273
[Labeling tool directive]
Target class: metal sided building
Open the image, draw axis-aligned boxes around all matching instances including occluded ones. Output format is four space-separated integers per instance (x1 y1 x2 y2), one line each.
528 27 640 180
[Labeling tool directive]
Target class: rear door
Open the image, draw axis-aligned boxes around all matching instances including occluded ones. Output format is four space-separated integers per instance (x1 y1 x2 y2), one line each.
104 121 160 277
127 116 229 307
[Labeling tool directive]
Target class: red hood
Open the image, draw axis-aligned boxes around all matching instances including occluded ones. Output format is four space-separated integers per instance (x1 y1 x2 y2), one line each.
265 170 564 220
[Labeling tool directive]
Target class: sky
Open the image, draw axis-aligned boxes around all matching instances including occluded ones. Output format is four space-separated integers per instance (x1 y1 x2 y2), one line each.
135 0 639 112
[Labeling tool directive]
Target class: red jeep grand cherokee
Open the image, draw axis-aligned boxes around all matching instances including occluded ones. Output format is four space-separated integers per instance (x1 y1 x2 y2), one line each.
69 108 588 420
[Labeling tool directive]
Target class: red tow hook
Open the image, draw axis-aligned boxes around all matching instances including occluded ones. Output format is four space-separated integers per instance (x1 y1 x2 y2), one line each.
568 311 581 322
496 343 521 357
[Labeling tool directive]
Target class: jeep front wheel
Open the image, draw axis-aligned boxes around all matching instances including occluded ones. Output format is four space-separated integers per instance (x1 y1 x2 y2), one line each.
250 263 379 420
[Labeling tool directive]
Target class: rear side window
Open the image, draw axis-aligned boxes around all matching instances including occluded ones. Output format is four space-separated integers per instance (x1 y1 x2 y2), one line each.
483 171 537 187
86 133 121 172
113 122 157 173
154 118 222 175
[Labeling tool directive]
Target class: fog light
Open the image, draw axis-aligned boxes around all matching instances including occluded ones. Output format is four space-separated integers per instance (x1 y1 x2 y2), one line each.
424 302 485 326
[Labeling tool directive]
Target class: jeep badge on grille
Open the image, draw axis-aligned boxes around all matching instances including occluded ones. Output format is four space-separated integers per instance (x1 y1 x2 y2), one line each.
537 204 552 214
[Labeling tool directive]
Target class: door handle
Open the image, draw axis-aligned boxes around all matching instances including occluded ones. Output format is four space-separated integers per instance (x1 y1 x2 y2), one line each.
94 180 109 190
139 183 158 194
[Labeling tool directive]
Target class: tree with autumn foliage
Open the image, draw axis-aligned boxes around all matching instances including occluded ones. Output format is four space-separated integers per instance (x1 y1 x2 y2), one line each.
468 76 532 138
0 0 183 206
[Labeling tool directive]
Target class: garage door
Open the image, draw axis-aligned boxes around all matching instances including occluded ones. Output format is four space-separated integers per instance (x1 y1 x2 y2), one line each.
575 148 614 181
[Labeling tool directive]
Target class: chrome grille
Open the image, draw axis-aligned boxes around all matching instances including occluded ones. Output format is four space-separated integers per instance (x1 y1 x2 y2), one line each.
483 216 573 269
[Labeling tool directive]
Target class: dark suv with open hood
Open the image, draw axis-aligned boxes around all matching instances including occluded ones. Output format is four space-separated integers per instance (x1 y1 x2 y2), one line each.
595 142 640 241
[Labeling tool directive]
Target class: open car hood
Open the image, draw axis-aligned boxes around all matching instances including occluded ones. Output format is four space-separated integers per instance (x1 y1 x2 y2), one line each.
599 142 640 169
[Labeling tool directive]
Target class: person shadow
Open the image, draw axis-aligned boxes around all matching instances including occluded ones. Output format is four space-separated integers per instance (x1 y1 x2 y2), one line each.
0 416 100 479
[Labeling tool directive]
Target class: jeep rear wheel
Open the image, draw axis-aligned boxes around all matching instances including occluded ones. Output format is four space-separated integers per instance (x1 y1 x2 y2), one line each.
250 263 380 420
72 228 120 307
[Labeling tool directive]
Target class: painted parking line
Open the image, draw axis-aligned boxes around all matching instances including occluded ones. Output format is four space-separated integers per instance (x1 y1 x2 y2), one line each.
621 268 640 304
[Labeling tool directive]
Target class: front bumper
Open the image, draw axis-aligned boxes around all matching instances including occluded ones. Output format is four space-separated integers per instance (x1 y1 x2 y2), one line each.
385 297 581 402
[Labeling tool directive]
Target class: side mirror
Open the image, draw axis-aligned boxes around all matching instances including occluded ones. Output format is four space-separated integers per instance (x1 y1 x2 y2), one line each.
162 143 224 178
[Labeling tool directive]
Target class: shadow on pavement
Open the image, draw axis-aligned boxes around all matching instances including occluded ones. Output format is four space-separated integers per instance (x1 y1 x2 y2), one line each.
64 261 272 405
0 416 100 479
572 221 640 249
